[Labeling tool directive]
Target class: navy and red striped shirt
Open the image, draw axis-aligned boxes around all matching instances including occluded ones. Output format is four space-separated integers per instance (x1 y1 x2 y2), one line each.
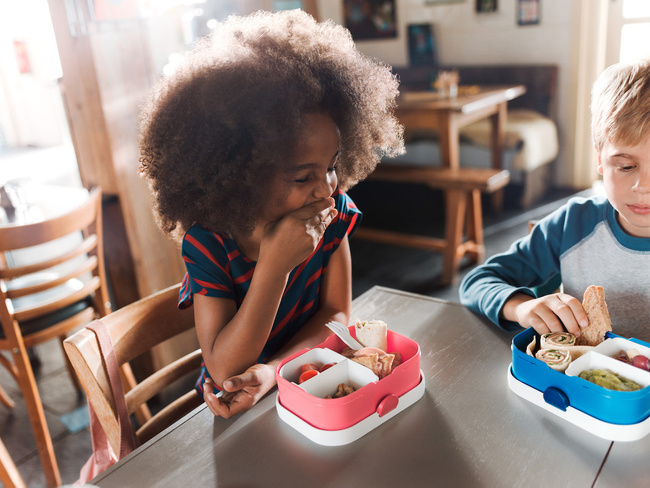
178 189 361 395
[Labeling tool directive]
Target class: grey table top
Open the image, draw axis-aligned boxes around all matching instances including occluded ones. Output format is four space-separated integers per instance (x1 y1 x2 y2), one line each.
93 286 630 488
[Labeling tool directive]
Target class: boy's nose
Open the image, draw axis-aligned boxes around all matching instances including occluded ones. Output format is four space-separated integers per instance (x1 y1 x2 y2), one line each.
635 168 650 193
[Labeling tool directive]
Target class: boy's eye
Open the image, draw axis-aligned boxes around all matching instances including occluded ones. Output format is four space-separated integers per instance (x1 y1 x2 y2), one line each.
327 164 338 173
619 165 636 172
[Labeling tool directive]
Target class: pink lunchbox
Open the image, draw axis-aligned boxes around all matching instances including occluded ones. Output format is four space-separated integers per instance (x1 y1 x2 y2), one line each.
276 327 425 445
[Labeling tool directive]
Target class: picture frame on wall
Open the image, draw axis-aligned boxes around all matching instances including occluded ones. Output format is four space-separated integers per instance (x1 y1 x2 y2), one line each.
476 0 497 13
425 0 466 5
407 24 438 67
517 0 540 26
343 0 397 40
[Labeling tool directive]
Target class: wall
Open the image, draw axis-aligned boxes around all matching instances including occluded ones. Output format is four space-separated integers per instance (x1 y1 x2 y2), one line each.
319 0 578 188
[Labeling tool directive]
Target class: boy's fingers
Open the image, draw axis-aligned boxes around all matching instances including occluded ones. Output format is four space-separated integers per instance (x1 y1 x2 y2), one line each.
534 306 564 333
555 294 586 336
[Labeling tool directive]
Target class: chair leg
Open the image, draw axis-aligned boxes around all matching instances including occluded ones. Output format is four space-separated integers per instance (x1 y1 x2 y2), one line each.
58 336 82 393
0 436 26 488
442 189 466 286
11 345 61 488
465 188 486 264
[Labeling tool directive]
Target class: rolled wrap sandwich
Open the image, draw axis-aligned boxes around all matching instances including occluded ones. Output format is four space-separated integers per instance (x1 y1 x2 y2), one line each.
535 349 572 372
541 332 576 349
528 332 593 370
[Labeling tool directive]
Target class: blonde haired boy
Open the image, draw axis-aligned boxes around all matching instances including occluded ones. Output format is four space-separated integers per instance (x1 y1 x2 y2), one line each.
460 59 650 340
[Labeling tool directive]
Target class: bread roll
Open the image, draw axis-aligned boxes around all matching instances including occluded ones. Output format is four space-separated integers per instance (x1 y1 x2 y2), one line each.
576 285 612 346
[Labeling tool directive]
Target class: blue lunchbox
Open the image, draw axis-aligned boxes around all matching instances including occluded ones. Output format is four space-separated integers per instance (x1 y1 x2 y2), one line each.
509 327 650 441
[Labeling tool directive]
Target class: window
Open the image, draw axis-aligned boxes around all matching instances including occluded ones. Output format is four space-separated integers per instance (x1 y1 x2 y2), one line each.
608 0 650 64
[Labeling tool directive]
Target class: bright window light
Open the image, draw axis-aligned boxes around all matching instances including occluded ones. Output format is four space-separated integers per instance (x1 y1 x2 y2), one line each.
620 23 650 63
623 0 650 19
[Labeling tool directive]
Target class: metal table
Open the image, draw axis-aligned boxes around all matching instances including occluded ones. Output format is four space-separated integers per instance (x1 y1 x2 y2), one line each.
93 286 618 487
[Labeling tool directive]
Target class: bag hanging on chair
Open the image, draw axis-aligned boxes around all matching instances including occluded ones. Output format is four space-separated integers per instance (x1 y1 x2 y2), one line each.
74 320 136 485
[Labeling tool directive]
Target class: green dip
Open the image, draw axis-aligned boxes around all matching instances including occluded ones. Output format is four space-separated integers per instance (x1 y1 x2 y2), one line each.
579 369 642 392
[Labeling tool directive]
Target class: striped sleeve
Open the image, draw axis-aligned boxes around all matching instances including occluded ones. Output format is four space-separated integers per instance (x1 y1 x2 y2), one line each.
179 225 235 308
330 189 362 241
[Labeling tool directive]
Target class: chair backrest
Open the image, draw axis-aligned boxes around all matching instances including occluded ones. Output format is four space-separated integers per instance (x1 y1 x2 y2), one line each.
0 186 111 339
64 283 202 455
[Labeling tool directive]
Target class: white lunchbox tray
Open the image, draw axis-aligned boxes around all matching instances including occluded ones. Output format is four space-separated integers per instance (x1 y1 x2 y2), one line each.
508 367 650 442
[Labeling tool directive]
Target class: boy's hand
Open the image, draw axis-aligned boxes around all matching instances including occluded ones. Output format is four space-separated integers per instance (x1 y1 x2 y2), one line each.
505 292 589 337
260 198 338 272
203 363 276 419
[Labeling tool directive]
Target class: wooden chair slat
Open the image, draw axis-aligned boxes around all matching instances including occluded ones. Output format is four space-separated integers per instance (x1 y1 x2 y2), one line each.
5 256 98 299
126 349 202 414
0 235 97 280
13 277 100 322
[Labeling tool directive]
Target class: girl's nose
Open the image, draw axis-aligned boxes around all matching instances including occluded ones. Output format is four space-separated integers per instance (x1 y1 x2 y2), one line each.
314 171 337 198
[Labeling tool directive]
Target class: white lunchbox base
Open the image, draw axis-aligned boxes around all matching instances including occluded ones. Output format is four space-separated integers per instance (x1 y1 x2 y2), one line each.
277 372 426 446
508 365 650 442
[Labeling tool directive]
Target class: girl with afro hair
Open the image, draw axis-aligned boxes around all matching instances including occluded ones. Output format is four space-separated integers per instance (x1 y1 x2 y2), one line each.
139 9 404 418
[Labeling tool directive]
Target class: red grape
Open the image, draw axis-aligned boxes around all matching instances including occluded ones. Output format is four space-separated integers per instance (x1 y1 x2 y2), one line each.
632 355 650 371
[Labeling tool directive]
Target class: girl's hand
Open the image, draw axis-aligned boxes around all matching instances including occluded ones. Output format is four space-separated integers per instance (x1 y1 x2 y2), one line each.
202 363 276 419
260 198 337 273
507 292 588 337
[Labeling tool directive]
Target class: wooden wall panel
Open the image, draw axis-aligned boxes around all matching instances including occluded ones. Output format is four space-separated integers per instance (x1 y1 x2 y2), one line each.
47 0 118 195
47 0 186 301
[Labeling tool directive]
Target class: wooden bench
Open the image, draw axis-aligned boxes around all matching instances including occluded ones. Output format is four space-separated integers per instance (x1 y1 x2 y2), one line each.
354 165 510 285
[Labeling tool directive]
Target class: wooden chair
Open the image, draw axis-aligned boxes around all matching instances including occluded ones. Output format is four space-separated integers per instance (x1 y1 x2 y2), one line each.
0 186 112 488
63 283 203 457
0 435 26 488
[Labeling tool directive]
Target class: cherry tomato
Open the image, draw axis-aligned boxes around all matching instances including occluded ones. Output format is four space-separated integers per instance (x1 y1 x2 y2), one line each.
319 363 335 373
300 363 319 374
298 370 319 384
632 355 650 371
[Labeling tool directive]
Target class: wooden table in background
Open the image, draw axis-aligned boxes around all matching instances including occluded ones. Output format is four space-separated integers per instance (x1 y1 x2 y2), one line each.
91 286 624 488
394 84 526 170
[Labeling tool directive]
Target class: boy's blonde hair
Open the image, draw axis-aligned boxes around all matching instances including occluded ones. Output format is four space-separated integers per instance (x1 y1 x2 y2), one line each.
591 59 650 151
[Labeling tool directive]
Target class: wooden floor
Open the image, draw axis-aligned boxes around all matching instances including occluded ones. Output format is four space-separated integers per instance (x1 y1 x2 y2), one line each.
0 144 589 486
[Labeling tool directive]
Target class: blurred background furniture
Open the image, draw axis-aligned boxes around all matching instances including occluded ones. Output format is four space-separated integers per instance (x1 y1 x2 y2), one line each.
64 283 202 457
389 64 559 208
355 85 520 284
358 165 510 285
0 185 112 487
